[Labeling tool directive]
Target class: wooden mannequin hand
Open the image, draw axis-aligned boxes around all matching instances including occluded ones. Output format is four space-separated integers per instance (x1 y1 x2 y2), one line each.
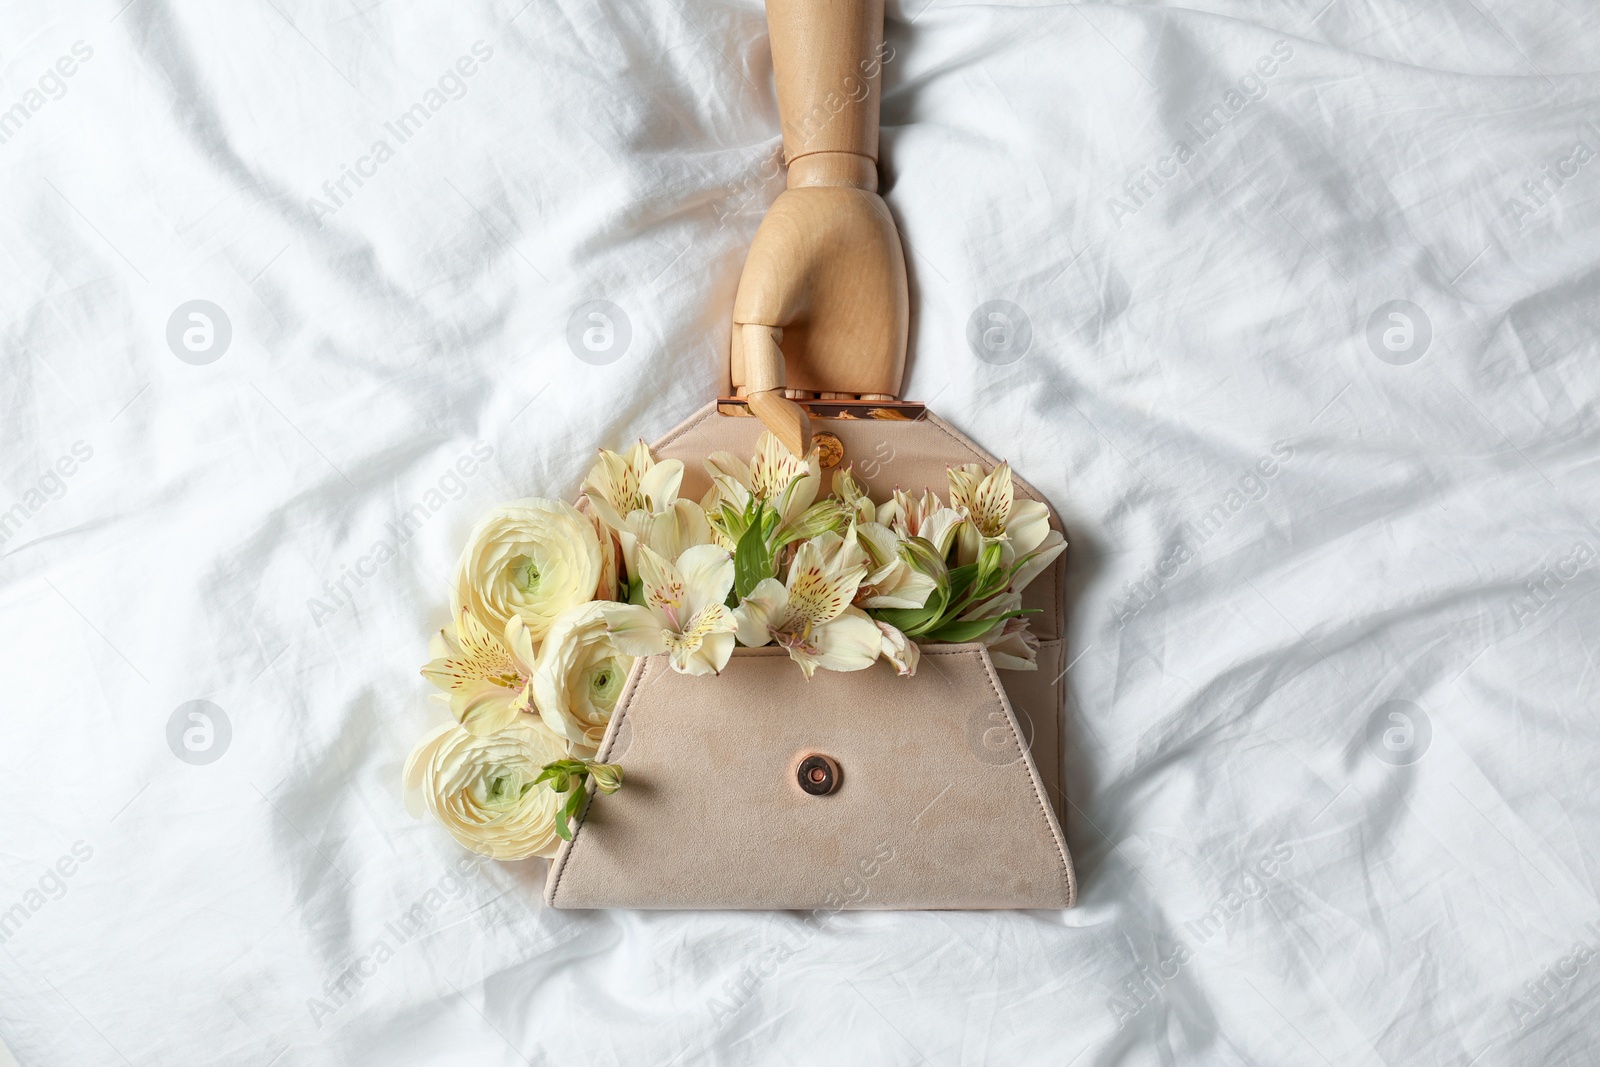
730 178 908 455
731 0 904 456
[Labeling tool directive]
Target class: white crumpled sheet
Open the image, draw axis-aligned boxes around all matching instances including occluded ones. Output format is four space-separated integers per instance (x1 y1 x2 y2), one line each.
4 0 1599 1063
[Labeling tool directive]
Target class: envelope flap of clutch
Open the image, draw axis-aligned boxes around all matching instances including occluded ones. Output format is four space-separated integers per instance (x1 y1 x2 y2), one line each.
545 645 1076 911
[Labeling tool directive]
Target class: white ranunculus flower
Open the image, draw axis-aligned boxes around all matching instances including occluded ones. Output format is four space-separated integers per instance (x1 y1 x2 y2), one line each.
532 601 633 754
453 498 601 641
402 719 571 860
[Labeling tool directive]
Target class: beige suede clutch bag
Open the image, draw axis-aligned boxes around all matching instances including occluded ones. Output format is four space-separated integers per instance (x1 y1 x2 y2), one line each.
545 402 1076 910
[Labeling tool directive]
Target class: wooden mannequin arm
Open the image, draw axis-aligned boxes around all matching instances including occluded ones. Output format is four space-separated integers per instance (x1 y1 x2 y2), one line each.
768 0 884 184
731 0 909 456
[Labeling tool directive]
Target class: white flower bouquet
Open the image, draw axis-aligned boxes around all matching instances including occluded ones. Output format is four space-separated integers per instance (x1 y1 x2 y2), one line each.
404 432 1065 859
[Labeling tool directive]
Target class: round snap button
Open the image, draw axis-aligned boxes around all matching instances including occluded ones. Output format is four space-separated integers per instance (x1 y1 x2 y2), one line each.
796 754 841 796
811 431 844 470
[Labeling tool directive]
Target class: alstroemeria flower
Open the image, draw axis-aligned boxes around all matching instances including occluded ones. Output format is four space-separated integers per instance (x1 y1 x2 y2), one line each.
852 521 937 609
420 609 538 736
733 537 882 678
453 499 601 641
403 719 571 860
703 432 841 547
877 487 964 559
876 620 920 677
623 500 712 572
582 441 674 526
582 443 711 576
986 617 1041 670
806 526 869 576
946 462 1064 576
963 591 1040 670
602 544 738 676
532 601 633 754
706 432 817 519
832 466 876 524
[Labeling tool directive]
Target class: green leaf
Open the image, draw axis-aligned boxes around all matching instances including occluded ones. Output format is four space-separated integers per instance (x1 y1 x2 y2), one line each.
925 616 1006 643
877 542 1041 641
540 758 625 839
974 571 1010 605
946 562 979 594
554 790 577 841
960 607 1030 626
627 575 645 606
734 503 774 598
872 600 940 637
943 565 979 615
